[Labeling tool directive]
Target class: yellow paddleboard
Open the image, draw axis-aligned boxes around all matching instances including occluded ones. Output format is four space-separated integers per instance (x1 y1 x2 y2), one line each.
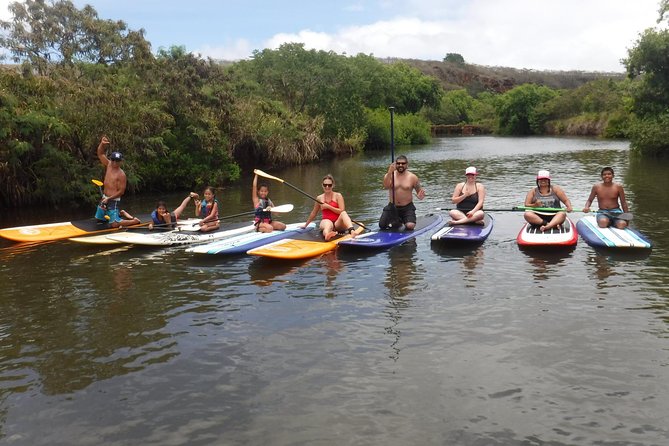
247 227 364 259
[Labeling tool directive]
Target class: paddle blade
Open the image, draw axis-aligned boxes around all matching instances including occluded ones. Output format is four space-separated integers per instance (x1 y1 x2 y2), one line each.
91 179 104 186
254 169 284 183
379 202 402 229
267 204 294 213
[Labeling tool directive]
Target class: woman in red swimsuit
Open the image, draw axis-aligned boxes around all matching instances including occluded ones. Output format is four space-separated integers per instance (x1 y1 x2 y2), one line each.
302 174 356 241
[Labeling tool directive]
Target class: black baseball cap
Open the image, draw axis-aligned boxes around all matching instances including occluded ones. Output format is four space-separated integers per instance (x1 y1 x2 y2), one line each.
109 152 124 161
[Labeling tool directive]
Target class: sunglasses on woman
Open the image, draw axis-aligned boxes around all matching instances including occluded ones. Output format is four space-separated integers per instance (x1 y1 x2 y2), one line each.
322 183 333 187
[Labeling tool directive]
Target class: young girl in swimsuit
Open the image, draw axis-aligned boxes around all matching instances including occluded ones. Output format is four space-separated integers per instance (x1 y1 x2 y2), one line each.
252 174 286 233
302 174 355 241
193 186 220 232
448 166 486 225
148 192 198 230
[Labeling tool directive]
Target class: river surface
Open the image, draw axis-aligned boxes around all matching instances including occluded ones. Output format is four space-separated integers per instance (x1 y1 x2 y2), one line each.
1 136 668 446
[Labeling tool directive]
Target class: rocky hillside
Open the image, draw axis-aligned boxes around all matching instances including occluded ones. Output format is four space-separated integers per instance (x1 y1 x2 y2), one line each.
400 58 625 94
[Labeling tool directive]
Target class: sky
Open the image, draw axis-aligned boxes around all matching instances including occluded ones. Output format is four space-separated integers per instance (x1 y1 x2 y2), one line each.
0 0 663 72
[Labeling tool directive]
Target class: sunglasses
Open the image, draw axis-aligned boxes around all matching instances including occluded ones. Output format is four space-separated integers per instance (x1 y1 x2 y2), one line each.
395 162 407 166
322 183 333 187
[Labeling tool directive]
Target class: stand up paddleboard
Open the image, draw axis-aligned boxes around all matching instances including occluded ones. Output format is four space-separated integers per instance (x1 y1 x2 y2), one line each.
0 214 151 243
431 213 493 244
247 226 364 259
105 221 256 246
69 219 203 245
186 222 316 255
337 214 443 249
576 215 651 249
517 217 578 247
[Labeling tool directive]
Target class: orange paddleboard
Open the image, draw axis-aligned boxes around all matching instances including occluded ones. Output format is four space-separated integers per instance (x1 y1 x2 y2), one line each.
247 227 364 259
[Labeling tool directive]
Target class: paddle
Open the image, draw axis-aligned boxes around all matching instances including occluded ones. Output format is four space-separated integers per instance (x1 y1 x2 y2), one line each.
254 169 367 229
91 179 112 221
379 106 402 229
434 206 632 220
436 206 581 212
176 203 295 232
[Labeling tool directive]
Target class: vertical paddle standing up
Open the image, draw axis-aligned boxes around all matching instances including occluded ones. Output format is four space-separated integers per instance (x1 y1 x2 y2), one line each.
381 155 426 230
523 170 573 232
302 174 356 241
252 174 286 233
583 167 630 229
193 186 221 232
95 136 139 227
448 166 486 225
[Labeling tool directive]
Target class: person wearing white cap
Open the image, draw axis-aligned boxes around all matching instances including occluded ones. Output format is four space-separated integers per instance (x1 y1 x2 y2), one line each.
523 169 573 232
448 166 485 225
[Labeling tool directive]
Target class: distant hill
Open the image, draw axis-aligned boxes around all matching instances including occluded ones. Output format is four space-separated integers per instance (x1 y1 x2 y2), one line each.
396 58 625 94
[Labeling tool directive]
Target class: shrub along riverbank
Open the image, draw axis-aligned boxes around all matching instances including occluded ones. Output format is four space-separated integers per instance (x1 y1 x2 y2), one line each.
0 0 666 209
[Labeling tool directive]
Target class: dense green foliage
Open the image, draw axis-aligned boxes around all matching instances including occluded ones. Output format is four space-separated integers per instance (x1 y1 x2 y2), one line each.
621 2 669 156
1 0 665 209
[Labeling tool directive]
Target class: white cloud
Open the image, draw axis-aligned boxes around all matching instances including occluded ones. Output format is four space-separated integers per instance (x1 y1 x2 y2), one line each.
0 0 16 21
195 39 255 61
258 0 660 71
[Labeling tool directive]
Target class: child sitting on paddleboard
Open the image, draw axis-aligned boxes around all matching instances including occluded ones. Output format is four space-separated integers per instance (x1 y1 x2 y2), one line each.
252 174 286 233
148 192 198 230
583 166 630 229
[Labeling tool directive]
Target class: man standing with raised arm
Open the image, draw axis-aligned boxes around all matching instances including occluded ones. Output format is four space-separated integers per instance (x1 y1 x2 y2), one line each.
95 135 137 227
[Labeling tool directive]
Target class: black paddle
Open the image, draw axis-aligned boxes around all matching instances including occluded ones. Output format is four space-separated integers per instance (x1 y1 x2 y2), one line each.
253 169 367 229
379 106 402 229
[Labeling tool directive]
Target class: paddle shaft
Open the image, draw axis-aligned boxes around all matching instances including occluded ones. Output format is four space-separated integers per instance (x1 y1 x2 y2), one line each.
435 206 632 219
389 106 396 205
175 204 294 231
254 169 367 229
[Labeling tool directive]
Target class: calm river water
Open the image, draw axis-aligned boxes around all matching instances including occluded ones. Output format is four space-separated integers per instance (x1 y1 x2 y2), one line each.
1 136 668 446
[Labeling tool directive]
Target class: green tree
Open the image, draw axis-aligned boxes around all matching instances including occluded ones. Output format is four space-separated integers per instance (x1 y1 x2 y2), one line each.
443 53 465 64
623 2 669 155
496 84 558 135
0 0 152 75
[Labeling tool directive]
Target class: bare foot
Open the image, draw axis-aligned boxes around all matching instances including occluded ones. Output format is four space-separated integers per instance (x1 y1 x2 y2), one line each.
324 231 338 241
540 225 548 232
475 220 485 225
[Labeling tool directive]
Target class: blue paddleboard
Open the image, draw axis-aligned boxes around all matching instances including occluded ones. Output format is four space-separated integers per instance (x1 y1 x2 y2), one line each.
576 215 652 249
338 214 444 249
431 213 493 244
186 222 316 255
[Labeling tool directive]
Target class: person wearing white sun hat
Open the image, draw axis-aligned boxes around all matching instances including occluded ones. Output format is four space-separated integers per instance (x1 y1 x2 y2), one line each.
448 166 486 225
523 169 573 232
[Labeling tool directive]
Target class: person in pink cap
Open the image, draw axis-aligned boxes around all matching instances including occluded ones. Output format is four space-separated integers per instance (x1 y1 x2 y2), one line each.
448 166 486 225
523 170 573 232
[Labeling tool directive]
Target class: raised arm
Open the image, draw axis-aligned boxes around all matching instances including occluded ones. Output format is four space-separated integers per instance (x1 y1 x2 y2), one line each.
252 174 260 208
97 136 110 167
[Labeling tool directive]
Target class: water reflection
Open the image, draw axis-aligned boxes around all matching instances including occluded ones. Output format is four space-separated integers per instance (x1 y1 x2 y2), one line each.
520 247 575 282
248 257 306 286
431 243 485 288
383 241 421 361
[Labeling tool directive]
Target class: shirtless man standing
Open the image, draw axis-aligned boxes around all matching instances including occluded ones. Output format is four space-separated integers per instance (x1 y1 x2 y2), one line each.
583 166 629 229
381 155 426 230
95 136 138 227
